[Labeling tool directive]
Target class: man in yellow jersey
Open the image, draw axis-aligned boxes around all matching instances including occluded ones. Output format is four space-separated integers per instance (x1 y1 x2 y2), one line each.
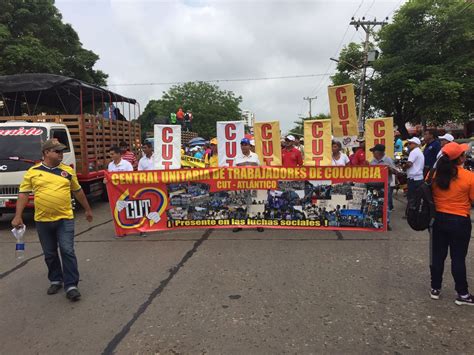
11 139 93 302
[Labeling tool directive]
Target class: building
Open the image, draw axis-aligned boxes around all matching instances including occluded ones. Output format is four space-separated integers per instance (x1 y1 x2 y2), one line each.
241 110 255 128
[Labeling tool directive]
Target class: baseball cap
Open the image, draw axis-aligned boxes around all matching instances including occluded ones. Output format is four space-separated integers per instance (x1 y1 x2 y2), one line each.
356 137 365 142
250 139 255 146
42 139 67 152
441 142 469 160
438 133 454 142
210 138 218 145
407 137 421 145
369 144 386 152
241 138 251 145
286 135 296 141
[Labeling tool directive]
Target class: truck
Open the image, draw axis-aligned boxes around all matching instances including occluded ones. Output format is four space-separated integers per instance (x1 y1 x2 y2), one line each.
0 73 141 216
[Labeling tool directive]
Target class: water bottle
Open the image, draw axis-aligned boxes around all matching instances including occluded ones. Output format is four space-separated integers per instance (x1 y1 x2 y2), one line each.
15 234 25 259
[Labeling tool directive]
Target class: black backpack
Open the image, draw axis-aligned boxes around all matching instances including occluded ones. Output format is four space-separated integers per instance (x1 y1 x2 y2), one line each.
406 169 436 231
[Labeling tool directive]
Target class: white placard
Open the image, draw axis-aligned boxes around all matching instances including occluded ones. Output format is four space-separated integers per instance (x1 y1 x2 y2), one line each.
154 125 181 170
217 121 245 167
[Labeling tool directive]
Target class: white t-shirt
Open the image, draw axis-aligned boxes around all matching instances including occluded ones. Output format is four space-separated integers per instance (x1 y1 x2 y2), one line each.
331 153 349 166
138 154 155 171
407 147 425 180
235 151 261 166
108 159 133 172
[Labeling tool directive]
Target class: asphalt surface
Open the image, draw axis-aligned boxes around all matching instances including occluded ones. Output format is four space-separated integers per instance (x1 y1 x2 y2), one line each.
1 196 473 354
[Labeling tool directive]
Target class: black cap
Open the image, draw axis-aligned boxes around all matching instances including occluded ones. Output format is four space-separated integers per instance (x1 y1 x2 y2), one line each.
369 144 385 152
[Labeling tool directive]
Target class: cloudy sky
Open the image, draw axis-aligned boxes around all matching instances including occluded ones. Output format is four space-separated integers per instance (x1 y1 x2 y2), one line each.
56 0 405 133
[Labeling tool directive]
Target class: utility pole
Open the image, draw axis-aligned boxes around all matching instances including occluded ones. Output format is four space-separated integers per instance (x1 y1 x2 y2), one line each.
303 96 317 119
350 17 388 131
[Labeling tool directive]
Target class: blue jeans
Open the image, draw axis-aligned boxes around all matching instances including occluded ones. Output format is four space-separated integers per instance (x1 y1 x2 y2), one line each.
430 212 472 295
36 219 79 289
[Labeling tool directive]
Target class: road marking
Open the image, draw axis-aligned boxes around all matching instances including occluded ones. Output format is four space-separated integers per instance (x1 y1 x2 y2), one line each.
102 228 213 355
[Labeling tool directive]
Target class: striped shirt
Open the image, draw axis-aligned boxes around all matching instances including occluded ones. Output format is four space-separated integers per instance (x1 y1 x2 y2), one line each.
121 150 137 169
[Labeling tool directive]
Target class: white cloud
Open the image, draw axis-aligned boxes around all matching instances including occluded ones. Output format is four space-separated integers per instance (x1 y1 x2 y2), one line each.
57 0 405 132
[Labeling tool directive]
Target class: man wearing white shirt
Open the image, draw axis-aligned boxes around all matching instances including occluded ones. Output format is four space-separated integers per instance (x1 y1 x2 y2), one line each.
233 138 262 233
404 137 425 210
235 138 260 166
108 146 133 172
138 142 155 171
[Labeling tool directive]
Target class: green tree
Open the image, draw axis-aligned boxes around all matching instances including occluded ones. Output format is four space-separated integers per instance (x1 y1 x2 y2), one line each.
288 113 330 136
139 81 243 138
371 0 473 137
0 0 107 85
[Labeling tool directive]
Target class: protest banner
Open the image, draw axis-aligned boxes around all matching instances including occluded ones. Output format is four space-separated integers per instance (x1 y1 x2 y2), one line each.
303 119 332 166
217 121 245 167
254 121 282 166
365 117 394 158
181 155 205 168
328 84 359 137
153 125 181 170
105 166 388 236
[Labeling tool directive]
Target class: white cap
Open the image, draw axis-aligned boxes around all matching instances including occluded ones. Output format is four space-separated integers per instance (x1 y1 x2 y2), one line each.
407 137 421 145
438 133 454 142
286 135 296 141
250 139 255 146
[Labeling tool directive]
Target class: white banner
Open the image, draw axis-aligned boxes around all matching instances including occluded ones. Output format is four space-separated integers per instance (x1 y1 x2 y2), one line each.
217 121 245 167
154 125 181 170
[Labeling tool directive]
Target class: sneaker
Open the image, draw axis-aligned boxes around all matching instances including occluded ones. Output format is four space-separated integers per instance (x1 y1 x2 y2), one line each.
430 289 441 300
47 283 62 295
139 232 147 238
387 225 392 231
455 294 474 306
232 228 242 233
66 288 81 302
257 227 264 232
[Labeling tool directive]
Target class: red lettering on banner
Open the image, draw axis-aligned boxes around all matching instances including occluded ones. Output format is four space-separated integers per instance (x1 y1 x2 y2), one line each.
162 127 173 143
374 121 386 146
226 159 234 167
312 157 323 165
162 144 173 160
335 87 347 103
312 140 323 155
340 121 349 136
225 124 236 140
374 121 385 137
311 122 323 138
261 124 272 140
226 142 237 158
162 161 172 169
262 141 274 156
263 157 274 165
335 87 350 136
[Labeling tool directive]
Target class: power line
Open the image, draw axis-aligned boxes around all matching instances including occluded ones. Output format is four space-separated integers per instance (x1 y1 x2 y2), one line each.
106 73 333 87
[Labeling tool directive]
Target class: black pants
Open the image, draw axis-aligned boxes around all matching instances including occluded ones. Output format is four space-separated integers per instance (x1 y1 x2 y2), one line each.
430 212 472 295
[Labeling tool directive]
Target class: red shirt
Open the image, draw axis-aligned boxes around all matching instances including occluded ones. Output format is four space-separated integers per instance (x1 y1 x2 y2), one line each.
351 148 367 166
282 147 303 167
176 110 184 121
122 150 137 169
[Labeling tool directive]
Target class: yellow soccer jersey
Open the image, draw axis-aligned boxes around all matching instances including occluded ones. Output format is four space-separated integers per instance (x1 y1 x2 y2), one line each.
19 163 82 222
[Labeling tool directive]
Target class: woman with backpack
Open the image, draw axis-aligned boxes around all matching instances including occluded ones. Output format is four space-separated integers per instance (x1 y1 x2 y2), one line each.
430 142 474 305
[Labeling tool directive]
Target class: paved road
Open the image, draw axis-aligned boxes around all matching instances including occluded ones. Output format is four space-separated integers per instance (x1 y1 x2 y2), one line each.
1 197 473 354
